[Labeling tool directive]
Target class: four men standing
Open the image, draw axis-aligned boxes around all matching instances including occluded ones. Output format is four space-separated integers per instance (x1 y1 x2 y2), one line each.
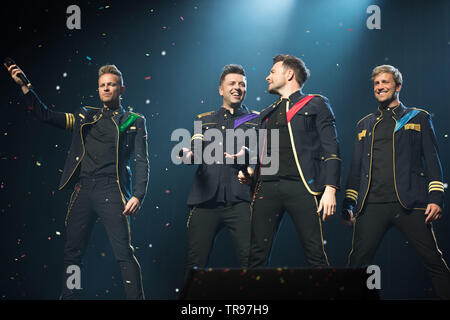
5 57 449 299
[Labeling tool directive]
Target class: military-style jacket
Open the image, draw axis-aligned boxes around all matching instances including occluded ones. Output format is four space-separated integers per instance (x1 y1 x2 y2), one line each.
187 106 259 206
344 103 444 214
24 89 149 205
254 91 341 195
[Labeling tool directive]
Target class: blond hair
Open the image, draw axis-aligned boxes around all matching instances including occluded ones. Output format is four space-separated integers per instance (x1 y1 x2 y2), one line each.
98 65 123 86
371 65 402 86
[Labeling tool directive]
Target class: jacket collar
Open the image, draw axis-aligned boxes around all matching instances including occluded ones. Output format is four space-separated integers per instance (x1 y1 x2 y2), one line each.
87 105 126 123
287 90 305 104
260 90 306 122
375 102 407 120
218 104 249 117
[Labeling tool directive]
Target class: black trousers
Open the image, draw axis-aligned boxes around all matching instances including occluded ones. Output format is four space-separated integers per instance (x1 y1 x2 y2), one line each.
60 176 144 300
248 178 329 268
186 201 251 271
348 202 450 299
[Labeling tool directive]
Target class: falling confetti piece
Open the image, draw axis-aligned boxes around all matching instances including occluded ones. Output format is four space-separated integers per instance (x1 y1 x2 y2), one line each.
36 161 41 167
63 72 67 78
145 99 150 104
56 231 61 236
256 97 261 101
180 16 184 21
56 85 60 91
144 76 151 80
161 50 166 56
86 56 92 61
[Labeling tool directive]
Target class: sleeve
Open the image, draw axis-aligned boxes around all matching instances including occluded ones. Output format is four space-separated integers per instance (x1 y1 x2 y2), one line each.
314 97 341 189
344 124 364 207
23 89 75 131
421 113 444 208
189 116 204 164
132 116 149 205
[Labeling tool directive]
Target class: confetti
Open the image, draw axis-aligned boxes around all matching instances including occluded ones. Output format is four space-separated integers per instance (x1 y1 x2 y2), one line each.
161 50 167 56
145 99 150 104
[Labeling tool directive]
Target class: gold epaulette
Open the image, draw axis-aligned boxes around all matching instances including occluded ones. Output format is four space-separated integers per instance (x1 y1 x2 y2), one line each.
197 111 214 119
84 106 101 110
130 111 145 118
410 107 429 115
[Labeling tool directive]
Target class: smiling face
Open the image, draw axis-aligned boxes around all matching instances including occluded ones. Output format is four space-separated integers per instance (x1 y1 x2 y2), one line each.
373 72 401 104
219 73 247 108
98 73 125 106
266 61 288 95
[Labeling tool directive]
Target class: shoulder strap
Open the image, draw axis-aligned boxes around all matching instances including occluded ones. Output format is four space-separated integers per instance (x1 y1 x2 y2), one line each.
286 95 315 123
119 113 140 133
234 112 259 129
394 109 421 132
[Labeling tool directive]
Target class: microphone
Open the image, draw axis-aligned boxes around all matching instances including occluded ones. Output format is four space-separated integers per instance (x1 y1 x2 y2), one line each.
4 57 32 88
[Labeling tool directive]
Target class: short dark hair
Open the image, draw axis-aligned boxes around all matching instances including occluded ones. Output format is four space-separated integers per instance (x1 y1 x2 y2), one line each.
273 54 310 87
219 64 246 85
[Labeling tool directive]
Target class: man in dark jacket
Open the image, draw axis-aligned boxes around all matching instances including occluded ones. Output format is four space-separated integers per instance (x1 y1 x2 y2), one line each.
180 65 258 276
248 54 341 268
341 64 450 299
5 63 149 299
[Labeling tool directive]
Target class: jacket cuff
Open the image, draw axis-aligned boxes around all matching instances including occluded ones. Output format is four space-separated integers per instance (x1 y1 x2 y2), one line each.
428 190 444 209
345 189 358 203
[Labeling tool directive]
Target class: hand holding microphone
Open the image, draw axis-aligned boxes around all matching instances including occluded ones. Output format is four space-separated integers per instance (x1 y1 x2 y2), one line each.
3 57 32 93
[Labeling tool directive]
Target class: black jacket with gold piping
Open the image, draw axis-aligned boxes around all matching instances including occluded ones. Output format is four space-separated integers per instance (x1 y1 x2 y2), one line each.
187 105 259 206
344 103 444 215
23 89 149 205
254 90 341 195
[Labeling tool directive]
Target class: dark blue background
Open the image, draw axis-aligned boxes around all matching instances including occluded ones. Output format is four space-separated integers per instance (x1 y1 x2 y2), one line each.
0 0 449 299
